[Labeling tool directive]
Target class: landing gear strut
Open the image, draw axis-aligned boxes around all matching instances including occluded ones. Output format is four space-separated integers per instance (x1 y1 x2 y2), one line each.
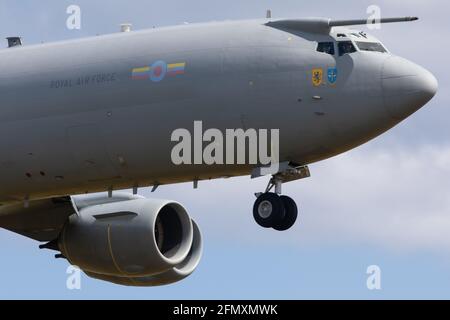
252 164 310 231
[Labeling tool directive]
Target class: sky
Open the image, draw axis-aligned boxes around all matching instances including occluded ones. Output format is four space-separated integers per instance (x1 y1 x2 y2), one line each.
0 0 449 299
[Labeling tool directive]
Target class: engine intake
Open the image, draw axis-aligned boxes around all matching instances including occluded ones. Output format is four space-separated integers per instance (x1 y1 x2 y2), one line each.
58 196 197 280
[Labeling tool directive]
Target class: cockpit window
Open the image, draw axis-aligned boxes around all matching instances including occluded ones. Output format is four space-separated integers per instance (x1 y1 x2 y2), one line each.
317 42 335 55
355 41 387 53
338 41 357 56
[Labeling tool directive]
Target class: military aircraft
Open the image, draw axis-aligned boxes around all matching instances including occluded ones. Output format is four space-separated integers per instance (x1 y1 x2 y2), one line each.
0 15 437 286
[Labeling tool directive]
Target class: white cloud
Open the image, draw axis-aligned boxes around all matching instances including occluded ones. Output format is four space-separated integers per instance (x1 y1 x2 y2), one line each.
299 145 450 252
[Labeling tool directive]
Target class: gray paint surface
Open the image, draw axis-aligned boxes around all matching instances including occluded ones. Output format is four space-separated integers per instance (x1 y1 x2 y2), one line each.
0 18 437 211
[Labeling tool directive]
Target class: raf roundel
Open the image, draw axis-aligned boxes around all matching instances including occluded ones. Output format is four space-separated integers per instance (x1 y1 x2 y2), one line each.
150 60 168 82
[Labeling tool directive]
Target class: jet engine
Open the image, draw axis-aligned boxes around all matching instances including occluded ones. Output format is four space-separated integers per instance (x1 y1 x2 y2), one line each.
56 194 202 286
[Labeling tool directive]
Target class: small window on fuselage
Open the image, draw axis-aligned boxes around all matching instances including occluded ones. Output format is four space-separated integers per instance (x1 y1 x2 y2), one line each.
355 41 387 53
338 41 357 56
317 42 335 55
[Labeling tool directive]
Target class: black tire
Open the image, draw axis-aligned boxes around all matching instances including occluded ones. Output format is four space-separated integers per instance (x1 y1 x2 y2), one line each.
273 196 298 231
253 193 285 228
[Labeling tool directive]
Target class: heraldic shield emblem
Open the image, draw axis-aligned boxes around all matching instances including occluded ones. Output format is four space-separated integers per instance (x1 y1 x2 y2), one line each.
312 68 323 86
327 67 338 84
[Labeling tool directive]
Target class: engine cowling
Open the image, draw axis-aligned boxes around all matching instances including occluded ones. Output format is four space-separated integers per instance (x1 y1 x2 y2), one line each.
84 220 202 286
58 195 201 284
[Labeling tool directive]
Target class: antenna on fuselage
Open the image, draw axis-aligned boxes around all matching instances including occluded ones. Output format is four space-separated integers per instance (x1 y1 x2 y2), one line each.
6 36 22 48
120 23 132 32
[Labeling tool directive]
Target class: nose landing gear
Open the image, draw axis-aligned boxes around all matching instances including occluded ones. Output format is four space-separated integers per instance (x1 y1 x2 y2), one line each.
252 165 309 231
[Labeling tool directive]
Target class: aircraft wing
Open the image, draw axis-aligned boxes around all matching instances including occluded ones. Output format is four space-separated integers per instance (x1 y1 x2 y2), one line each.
0 197 75 241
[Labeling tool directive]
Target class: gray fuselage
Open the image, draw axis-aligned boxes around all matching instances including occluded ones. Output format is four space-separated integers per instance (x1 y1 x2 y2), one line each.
0 19 437 204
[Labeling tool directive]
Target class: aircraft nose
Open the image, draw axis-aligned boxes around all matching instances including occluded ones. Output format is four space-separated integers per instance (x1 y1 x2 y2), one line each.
382 56 438 120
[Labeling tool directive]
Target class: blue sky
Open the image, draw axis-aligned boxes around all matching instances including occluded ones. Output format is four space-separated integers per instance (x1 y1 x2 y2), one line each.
0 0 449 299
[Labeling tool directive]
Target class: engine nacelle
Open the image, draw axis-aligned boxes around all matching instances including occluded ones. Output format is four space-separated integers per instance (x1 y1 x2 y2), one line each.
59 196 199 280
84 220 202 286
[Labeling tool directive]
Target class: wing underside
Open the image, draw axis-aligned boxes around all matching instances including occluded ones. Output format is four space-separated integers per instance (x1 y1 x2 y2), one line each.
0 197 75 241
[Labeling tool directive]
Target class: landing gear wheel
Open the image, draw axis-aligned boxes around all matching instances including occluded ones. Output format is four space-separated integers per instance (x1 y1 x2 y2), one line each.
273 196 298 231
253 193 285 228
